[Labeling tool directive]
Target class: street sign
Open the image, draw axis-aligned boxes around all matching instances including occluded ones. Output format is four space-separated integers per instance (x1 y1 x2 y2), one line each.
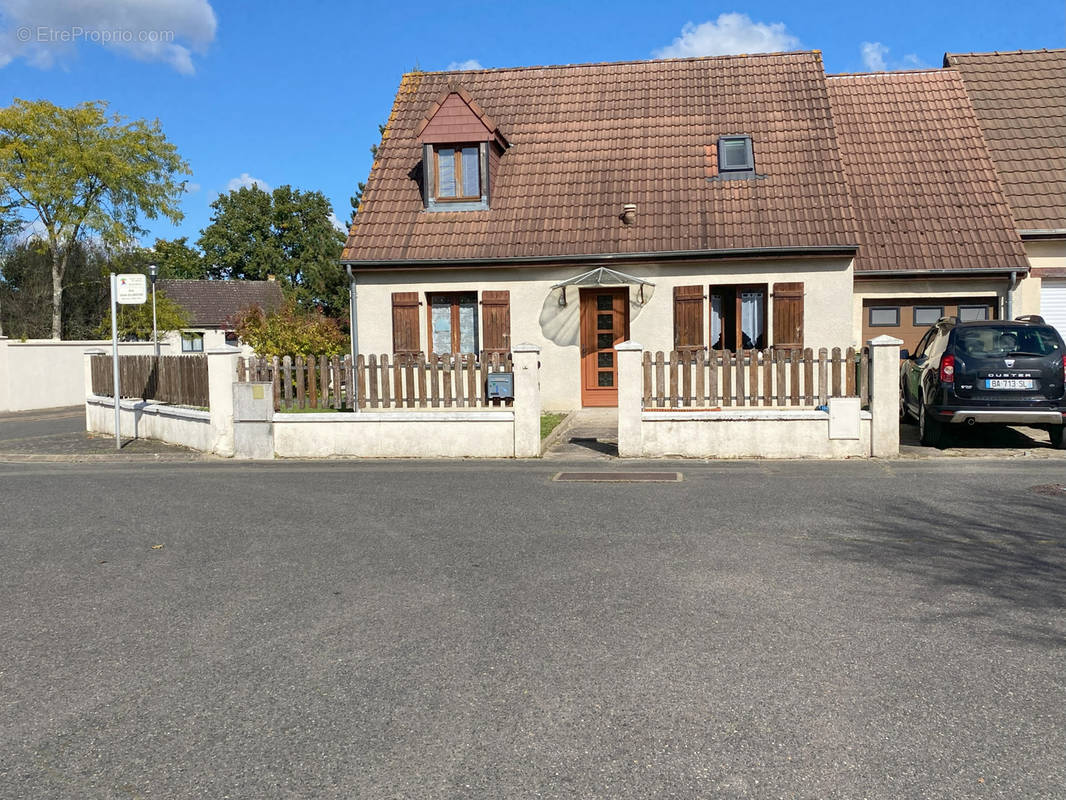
116 273 147 304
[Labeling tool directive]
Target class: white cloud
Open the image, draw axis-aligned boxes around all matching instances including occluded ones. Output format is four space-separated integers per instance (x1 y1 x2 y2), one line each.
225 173 270 192
328 211 348 234
185 182 201 193
654 13 800 59
860 41 929 72
446 59 482 71
860 41 888 71
0 0 217 74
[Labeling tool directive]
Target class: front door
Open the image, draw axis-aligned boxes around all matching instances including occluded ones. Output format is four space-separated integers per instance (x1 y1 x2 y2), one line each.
580 288 629 407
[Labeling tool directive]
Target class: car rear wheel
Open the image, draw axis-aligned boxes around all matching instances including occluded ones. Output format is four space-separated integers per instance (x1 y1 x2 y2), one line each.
899 384 912 423
1049 426 1065 449
919 399 944 447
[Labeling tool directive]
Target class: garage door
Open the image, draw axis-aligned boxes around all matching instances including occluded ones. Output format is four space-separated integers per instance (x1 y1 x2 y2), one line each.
1041 279 1066 339
862 297 997 352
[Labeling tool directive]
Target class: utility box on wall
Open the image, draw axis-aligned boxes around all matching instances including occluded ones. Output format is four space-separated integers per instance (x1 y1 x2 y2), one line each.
486 372 514 401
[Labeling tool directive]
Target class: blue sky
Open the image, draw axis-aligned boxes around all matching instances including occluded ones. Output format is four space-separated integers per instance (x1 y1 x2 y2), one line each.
2 0 1063 247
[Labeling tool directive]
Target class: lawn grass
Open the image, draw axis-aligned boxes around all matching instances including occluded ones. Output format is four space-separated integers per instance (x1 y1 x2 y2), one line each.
540 412 567 440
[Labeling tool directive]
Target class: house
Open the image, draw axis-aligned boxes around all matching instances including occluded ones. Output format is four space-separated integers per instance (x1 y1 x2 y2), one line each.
158 278 285 352
945 49 1066 335
827 68 1031 351
343 52 860 410
340 50 1055 409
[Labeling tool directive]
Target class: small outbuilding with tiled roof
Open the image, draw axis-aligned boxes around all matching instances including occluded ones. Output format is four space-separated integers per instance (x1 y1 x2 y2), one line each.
158 278 285 353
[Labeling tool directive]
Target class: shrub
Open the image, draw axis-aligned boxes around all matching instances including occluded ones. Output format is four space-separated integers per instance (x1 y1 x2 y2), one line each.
233 302 347 357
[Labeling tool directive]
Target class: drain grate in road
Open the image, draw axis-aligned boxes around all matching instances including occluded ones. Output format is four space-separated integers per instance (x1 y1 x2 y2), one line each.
553 471 682 482
1031 483 1066 497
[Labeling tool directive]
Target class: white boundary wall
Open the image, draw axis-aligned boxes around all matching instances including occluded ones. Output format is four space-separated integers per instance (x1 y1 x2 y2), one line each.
616 337 901 459
85 395 213 451
1 337 173 412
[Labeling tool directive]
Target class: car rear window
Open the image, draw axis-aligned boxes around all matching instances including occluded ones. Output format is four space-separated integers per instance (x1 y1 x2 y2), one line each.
955 326 1062 358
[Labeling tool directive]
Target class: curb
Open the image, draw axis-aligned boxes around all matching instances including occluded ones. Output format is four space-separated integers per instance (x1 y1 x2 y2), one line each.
0 452 220 464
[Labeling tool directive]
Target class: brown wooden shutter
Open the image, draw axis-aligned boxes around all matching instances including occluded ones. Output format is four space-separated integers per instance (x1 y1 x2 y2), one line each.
673 285 704 351
481 290 511 354
391 292 421 355
772 282 804 350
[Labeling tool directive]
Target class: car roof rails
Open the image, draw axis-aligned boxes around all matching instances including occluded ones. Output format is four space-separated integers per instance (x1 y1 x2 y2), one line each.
1014 314 1045 324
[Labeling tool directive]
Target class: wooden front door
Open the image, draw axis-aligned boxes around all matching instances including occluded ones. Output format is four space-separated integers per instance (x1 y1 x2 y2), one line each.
580 288 629 407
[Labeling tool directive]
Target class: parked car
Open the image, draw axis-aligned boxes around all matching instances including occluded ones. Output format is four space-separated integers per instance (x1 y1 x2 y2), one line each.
900 316 1066 447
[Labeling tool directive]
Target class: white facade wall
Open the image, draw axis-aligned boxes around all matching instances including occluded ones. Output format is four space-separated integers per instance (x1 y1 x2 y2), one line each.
0 339 173 413
355 257 854 410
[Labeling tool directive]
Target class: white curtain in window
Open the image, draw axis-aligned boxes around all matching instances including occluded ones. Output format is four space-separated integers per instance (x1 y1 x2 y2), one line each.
740 291 764 348
461 147 480 197
437 148 456 197
431 299 452 353
710 295 722 348
458 296 477 353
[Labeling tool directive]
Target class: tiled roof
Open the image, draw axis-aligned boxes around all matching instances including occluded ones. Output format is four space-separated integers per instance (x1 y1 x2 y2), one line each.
945 49 1066 231
826 70 1029 274
343 52 858 264
159 279 285 328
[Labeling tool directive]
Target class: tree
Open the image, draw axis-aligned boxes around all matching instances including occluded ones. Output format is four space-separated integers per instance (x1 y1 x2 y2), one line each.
152 237 206 279
0 99 190 338
198 184 347 316
232 301 347 357
93 290 190 341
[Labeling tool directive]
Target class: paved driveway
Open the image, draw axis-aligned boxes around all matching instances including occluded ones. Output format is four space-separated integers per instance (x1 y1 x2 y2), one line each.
1 459 1063 798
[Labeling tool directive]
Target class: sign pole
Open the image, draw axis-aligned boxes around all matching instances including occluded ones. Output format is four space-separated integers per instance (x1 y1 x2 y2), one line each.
110 272 121 450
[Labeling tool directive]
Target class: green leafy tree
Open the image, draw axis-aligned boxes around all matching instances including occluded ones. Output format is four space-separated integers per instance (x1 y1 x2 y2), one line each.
233 301 347 357
94 290 190 341
0 99 190 338
198 184 347 316
152 237 206 279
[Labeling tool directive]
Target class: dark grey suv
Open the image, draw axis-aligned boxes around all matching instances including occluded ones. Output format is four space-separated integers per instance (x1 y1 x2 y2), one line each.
900 316 1066 447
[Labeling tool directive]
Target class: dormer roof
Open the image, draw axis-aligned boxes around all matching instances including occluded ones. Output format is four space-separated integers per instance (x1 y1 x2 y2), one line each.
416 87 509 148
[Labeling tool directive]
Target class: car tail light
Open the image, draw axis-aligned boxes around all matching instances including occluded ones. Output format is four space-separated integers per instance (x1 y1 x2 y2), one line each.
939 354 955 383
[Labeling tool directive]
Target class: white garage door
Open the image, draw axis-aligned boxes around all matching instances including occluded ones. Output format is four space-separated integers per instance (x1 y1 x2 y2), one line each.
1042 279 1066 339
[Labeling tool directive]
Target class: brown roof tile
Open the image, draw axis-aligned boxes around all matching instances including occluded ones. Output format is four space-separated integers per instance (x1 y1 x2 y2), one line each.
343 53 858 264
159 279 285 328
826 70 1029 274
944 49 1066 231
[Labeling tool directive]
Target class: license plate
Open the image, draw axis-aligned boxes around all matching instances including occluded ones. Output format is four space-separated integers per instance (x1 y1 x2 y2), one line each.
984 379 1034 390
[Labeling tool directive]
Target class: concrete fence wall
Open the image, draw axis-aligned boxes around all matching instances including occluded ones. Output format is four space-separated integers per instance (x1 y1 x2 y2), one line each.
84 344 544 460
1 336 173 413
615 336 901 459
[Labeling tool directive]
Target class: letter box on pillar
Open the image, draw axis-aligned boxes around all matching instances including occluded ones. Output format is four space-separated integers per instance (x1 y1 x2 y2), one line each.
486 372 514 400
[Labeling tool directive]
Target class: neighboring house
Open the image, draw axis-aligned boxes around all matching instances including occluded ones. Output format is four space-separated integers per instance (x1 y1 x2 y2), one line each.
945 49 1066 335
827 68 1031 351
159 278 285 353
343 52 860 410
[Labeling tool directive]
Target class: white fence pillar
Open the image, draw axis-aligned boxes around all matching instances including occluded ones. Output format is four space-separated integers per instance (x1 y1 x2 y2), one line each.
511 343 541 458
868 334 903 458
615 341 643 457
207 346 241 457
0 336 9 413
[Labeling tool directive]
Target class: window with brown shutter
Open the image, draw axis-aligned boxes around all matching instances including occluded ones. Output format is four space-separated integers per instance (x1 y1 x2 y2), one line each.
391 291 421 355
481 290 511 354
673 285 704 351
772 282 804 350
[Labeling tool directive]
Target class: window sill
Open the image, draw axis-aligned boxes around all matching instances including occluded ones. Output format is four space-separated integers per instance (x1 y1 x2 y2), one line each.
426 197 489 212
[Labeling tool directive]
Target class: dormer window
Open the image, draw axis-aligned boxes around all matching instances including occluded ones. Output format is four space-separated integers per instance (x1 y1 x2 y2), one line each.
718 135 754 174
435 145 481 201
416 86 509 212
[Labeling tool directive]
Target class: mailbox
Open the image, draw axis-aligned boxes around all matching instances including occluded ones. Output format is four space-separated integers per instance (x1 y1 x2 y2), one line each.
486 372 514 400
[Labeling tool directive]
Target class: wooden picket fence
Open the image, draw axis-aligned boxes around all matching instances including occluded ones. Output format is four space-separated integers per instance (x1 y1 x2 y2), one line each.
90 354 210 408
643 347 869 409
237 352 514 411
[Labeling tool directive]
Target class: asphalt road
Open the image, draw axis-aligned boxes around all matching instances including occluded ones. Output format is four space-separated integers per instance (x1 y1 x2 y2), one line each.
1 459 1064 799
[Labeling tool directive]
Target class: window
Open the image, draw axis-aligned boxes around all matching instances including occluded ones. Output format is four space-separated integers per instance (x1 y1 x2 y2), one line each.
427 292 478 354
181 332 204 352
718 135 754 173
958 305 989 322
710 285 767 350
913 306 944 327
868 307 900 327
434 145 481 201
